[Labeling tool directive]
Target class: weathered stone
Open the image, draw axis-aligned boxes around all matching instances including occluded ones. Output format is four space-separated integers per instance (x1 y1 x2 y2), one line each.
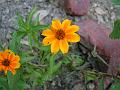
76 19 120 89
95 7 106 15
72 83 85 90
0 0 5 3
76 19 111 58
87 82 95 90
64 0 90 16
33 10 50 22
77 19 120 73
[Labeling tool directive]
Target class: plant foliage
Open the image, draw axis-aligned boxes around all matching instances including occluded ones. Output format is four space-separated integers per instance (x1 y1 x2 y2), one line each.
109 19 120 39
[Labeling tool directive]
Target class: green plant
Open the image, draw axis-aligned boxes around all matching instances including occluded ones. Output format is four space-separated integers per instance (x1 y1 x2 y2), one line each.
109 80 120 90
0 7 83 90
107 1 120 90
112 0 120 5
109 19 120 39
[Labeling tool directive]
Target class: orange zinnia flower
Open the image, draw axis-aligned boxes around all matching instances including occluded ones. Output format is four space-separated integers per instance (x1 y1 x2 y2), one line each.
42 19 80 54
0 50 20 75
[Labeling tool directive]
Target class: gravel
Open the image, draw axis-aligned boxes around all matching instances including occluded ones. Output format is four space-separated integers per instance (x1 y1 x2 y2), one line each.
89 0 120 28
0 0 120 90
0 0 120 42
0 0 67 43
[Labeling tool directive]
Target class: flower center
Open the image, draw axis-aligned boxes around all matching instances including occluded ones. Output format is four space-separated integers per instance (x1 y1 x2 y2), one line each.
2 59 10 66
55 30 65 40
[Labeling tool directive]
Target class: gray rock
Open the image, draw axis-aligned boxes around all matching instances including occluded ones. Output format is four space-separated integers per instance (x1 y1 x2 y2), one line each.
95 7 106 15
111 12 116 20
33 10 50 21
0 0 5 3
72 83 85 90
87 83 95 90
96 15 105 23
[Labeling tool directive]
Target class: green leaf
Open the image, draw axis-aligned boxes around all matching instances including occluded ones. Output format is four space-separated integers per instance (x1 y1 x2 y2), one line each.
112 0 120 5
50 54 55 70
31 25 50 31
19 51 35 64
0 41 4 50
32 31 40 45
0 78 6 82
32 13 40 26
9 32 18 52
7 69 26 90
38 45 51 52
28 33 33 49
84 70 98 82
9 31 25 53
52 61 62 74
27 7 37 25
49 54 61 76
0 78 8 90
17 31 26 34
63 54 84 67
17 31 26 40
70 54 84 67
7 72 14 90
16 12 27 31
100 78 104 90
62 56 71 64
109 19 120 39
16 80 26 90
110 80 120 90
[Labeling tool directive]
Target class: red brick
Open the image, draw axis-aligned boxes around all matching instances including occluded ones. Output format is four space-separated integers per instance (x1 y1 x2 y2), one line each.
64 0 90 16
76 19 120 89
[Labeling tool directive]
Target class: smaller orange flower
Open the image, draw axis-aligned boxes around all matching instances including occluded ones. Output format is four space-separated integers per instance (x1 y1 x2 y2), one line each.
42 19 80 54
0 49 20 75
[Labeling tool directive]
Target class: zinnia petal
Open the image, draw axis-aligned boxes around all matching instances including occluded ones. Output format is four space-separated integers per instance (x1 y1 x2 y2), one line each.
60 39 69 53
13 55 20 62
66 33 80 42
15 63 20 68
0 54 4 61
42 19 81 54
10 69 16 75
0 66 2 71
42 36 55 45
51 39 60 53
50 26 57 32
8 53 15 61
42 29 54 36
10 63 20 69
65 25 80 33
4 70 8 75
51 19 61 30
2 52 9 59
62 19 71 30
4 49 13 54
0 49 20 75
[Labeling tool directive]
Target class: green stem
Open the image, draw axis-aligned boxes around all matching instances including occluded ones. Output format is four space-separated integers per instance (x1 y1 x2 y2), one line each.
27 62 47 68
7 72 13 90
100 78 104 90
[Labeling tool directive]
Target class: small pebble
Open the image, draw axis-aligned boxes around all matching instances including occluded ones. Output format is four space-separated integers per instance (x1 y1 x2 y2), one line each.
95 7 106 15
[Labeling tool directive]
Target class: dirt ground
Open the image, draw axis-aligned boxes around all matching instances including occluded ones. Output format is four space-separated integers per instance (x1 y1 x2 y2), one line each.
0 0 120 42
0 0 120 90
